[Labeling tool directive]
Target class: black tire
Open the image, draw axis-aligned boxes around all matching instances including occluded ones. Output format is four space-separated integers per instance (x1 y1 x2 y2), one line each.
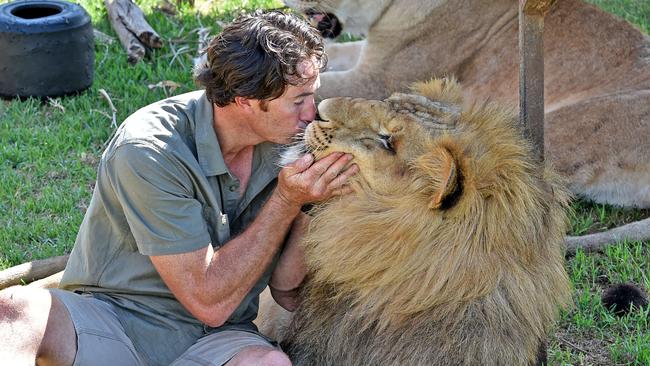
0 0 94 99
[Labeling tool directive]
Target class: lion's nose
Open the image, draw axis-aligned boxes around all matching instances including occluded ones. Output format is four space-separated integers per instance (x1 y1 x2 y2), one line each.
317 120 334 129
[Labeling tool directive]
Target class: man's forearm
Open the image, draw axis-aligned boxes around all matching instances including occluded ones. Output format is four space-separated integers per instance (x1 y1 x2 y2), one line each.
200 190 302 323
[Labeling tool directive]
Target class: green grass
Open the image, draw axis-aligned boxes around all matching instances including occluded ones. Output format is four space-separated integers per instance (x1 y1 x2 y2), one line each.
1 0 648 364
586 0 650 34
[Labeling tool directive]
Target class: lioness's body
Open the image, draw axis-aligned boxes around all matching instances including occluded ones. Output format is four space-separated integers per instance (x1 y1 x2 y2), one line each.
258 79 572 365
286 0 650 208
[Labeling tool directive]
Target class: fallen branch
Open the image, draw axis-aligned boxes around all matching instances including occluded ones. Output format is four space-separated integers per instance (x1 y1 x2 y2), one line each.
565 217 650 255
108 0 163 48
0 255 69 290
3 217 648 291
27 271 64 289
104 0 163 64
555 335 589 355
105 0 145 64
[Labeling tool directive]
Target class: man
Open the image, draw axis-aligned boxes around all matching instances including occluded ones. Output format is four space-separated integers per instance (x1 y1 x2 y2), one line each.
0 10 357 366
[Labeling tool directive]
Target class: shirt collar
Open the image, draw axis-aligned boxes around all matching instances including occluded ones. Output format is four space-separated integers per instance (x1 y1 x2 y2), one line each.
194 91 229 177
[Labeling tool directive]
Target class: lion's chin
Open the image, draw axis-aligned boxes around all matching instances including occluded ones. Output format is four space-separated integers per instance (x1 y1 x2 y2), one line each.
278 144 309 167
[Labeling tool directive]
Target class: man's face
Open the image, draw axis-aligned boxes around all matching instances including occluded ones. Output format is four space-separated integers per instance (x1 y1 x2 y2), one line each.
250 60 320 144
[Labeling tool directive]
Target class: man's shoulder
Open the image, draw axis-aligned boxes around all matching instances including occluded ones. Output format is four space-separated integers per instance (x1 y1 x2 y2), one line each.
107 90 210 155
133 90 207 118
125 90 207 132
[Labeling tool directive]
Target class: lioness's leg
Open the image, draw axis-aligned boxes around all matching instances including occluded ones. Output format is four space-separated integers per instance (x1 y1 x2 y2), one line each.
545 90 650 208
0 286 76 366
324 40 365 72
318 69 390 100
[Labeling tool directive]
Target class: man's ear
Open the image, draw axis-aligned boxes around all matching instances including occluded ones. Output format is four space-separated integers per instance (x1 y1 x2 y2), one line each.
234 96 254 111
415 143 463 210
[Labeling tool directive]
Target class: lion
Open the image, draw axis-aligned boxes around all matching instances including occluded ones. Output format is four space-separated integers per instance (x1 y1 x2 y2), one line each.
257 78 573 365
284 0 650 210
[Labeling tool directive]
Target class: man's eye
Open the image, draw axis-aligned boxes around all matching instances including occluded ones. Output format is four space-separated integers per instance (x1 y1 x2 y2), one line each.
294 100 305 105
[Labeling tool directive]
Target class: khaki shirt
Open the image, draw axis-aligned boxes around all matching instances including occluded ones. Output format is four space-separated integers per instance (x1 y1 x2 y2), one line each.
60 90 282 364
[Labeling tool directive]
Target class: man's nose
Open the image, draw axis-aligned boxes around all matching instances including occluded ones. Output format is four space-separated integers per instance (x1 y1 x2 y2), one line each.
303 101 317 121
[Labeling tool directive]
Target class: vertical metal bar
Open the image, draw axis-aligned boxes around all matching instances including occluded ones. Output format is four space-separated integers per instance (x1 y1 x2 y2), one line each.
518 0 557 162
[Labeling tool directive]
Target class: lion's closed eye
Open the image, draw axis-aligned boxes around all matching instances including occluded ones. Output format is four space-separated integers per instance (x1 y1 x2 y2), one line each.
357 135 395 154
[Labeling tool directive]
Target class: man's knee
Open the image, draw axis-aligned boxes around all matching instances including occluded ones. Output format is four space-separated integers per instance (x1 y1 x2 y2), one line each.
258 349 292 366
228 346 292 366
0 286 48 363
0 286 31 322
0 287 76 365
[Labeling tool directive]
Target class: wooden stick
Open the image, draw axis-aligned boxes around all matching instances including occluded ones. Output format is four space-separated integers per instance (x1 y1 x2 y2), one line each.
0 255 69 290
27 271 65 289
566 217 650 255
105 0 146 64
105 0 163 49
516 1 650 255
518 0 557 162
2 216 648 292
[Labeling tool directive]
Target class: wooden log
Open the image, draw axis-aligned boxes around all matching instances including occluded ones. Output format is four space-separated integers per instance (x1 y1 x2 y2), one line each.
0 255 69 290
518 0 557 162
105 0 163 49
27 270 64 289
105 0 146 64
566 217 650 255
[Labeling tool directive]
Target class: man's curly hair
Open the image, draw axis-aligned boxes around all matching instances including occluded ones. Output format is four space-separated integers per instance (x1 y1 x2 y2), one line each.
194 10 327 107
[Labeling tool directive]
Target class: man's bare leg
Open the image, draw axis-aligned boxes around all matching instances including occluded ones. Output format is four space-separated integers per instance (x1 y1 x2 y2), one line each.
0 286 76 366
226 345 292 366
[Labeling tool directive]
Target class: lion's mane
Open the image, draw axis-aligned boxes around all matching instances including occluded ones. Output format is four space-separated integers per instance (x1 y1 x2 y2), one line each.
272 78 572 365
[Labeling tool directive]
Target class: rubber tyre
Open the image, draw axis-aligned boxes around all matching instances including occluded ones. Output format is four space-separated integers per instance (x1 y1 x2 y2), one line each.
0 0 94 99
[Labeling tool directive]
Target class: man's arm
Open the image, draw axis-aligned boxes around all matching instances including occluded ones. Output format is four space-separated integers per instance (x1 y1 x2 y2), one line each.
150 152 356 327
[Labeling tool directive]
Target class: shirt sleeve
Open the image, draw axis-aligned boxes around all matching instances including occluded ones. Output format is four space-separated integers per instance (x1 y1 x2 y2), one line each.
104 141 212 256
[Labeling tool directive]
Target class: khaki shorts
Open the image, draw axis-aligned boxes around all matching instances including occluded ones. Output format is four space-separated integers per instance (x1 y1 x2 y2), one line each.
50 289 279 366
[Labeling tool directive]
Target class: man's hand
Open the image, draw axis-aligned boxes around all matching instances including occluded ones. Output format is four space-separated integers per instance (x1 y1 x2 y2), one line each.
276 152 358 208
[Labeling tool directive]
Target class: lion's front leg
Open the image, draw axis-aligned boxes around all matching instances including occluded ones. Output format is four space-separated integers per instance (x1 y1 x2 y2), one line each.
317 68 390 101
324 40 365 72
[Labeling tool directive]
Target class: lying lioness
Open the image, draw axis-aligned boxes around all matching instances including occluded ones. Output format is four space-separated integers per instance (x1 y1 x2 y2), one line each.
286 0 650 209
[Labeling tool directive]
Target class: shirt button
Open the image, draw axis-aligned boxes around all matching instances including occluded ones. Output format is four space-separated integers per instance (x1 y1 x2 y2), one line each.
229 185 237 192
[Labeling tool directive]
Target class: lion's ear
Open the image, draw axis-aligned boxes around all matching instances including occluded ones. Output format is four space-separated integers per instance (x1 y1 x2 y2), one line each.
415 144 463 210
385 91 459 132
411 77 463 105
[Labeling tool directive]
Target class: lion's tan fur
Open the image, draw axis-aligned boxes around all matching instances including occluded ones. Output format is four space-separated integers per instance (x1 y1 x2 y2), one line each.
259 78 573 365
286 0 650 209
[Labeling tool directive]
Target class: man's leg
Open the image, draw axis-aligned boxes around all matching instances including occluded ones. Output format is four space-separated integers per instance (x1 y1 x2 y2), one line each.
170 329 291 366
226 345 291 366
0 286 76 366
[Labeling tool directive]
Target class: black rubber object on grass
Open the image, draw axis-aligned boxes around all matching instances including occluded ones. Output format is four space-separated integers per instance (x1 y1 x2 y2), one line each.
602 283 649 317
0 0 94 99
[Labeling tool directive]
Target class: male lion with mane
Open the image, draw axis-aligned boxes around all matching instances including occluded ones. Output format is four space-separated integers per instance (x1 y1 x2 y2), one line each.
258 78 573 365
